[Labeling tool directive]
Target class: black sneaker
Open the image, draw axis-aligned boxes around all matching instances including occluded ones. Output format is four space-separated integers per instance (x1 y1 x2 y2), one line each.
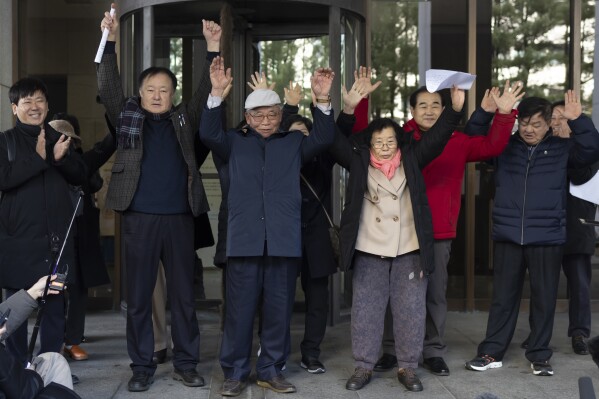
572 336 589 355
531 360 553 376
173 368 205 387
465 354 502 371
300 357 326 374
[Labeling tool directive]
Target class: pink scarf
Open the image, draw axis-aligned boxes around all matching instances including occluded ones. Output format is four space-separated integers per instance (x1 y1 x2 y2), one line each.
370 149 401 180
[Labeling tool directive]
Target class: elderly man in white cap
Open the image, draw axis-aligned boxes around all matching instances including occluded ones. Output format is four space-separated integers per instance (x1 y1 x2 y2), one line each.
200 56 335 397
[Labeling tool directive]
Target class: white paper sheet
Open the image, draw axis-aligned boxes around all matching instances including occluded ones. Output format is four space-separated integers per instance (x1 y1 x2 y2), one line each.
570 171 599 205
425 69 476 92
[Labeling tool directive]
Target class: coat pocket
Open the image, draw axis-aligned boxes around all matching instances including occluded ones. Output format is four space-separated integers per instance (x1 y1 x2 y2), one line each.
111 162 125 173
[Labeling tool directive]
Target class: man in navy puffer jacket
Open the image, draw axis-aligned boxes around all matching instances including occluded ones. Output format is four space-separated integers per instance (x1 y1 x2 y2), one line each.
465 91 599 377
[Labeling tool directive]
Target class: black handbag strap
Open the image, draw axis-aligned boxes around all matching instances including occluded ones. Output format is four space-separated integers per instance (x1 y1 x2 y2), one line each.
300 173 336 229
1 130 16 162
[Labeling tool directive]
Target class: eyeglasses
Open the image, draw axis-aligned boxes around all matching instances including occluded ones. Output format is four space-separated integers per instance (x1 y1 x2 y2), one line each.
371 141 397 149
248 111 280 122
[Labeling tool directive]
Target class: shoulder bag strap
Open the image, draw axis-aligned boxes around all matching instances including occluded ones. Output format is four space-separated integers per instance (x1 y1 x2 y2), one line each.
300 173 336 229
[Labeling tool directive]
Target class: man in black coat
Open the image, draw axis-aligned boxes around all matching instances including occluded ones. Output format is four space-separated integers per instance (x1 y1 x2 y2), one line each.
0 78 87 366
465 92 599 376
550 101 599 355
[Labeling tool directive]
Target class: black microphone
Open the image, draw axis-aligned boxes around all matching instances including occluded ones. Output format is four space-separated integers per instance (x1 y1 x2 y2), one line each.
579 376 596 399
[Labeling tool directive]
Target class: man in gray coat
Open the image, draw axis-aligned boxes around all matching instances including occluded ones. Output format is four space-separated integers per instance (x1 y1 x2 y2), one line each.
97 10 220 392
0 276 79 398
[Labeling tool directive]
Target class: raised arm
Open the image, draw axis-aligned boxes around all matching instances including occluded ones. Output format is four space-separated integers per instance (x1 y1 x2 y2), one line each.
187 20 221 133
199 56 233 160
302 68 335 161
97 7 126 128
565 90 599 167
464 81 523 161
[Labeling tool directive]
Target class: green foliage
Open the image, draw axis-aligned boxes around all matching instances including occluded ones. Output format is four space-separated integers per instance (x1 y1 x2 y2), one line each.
491 0 595 103
170 38 183 105
370 1 419 120
259 38 330 115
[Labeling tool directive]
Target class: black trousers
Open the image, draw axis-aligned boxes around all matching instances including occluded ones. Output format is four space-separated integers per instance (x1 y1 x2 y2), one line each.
220 253 298 382
299 259 329 360
65 283 87 345
5 289 65 366
562 253 592 338
122 212 199 375
478 242 562 362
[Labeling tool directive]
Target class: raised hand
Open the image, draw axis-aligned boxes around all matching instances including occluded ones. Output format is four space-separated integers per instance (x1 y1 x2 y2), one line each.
100 4 118 42
355 66 382 97
480 87 500 113
562 89 582 120
202 20 222 52
284 81 303 107
36 129 46 160
53 134 72 162
222 81 233 101
209 56 233 97
247 72 275 91
491 80 525 115
311 68 335 101
450 86 465 112
342 80 366 114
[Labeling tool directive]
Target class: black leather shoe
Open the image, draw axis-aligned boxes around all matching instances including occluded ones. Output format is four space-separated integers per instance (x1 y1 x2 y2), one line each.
423 356 450 376
152 348 167 364
221 378 246 397
573 336 590 355
345 367 372 391
398 367 423 392
128 371 153 392
173 368 205 387
373 353 397 372
71 374 80 385
256 374 296 393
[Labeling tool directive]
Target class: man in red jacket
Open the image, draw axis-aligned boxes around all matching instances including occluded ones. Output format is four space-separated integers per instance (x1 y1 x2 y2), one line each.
374 82 523 376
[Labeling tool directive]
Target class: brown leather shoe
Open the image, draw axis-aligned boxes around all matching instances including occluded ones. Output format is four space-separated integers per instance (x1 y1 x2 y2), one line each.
256 374 296 393
63 345 89 361
346 367 372 390
398 367 423 392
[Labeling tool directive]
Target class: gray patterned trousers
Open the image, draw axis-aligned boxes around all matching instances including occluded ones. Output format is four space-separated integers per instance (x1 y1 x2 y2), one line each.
351 251 427 370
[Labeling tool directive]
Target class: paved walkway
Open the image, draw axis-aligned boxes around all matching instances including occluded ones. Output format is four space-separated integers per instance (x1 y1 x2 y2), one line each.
56 310 599 398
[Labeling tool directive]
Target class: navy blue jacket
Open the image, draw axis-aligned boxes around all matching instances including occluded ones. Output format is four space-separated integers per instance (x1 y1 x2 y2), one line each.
467 111 599 245
199 105 335 257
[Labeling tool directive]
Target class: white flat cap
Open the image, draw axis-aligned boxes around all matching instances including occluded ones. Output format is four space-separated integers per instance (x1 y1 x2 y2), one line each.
244 89 281 110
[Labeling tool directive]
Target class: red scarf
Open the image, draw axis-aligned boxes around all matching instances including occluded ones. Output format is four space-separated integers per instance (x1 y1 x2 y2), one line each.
403 118 422 141
370 150 402 180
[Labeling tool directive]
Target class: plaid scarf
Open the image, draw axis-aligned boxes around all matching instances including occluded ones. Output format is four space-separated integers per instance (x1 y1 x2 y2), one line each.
116 97 144 149
116 97 173 149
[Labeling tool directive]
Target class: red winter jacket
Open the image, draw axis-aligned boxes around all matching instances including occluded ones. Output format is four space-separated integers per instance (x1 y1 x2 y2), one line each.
403 110 517 239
